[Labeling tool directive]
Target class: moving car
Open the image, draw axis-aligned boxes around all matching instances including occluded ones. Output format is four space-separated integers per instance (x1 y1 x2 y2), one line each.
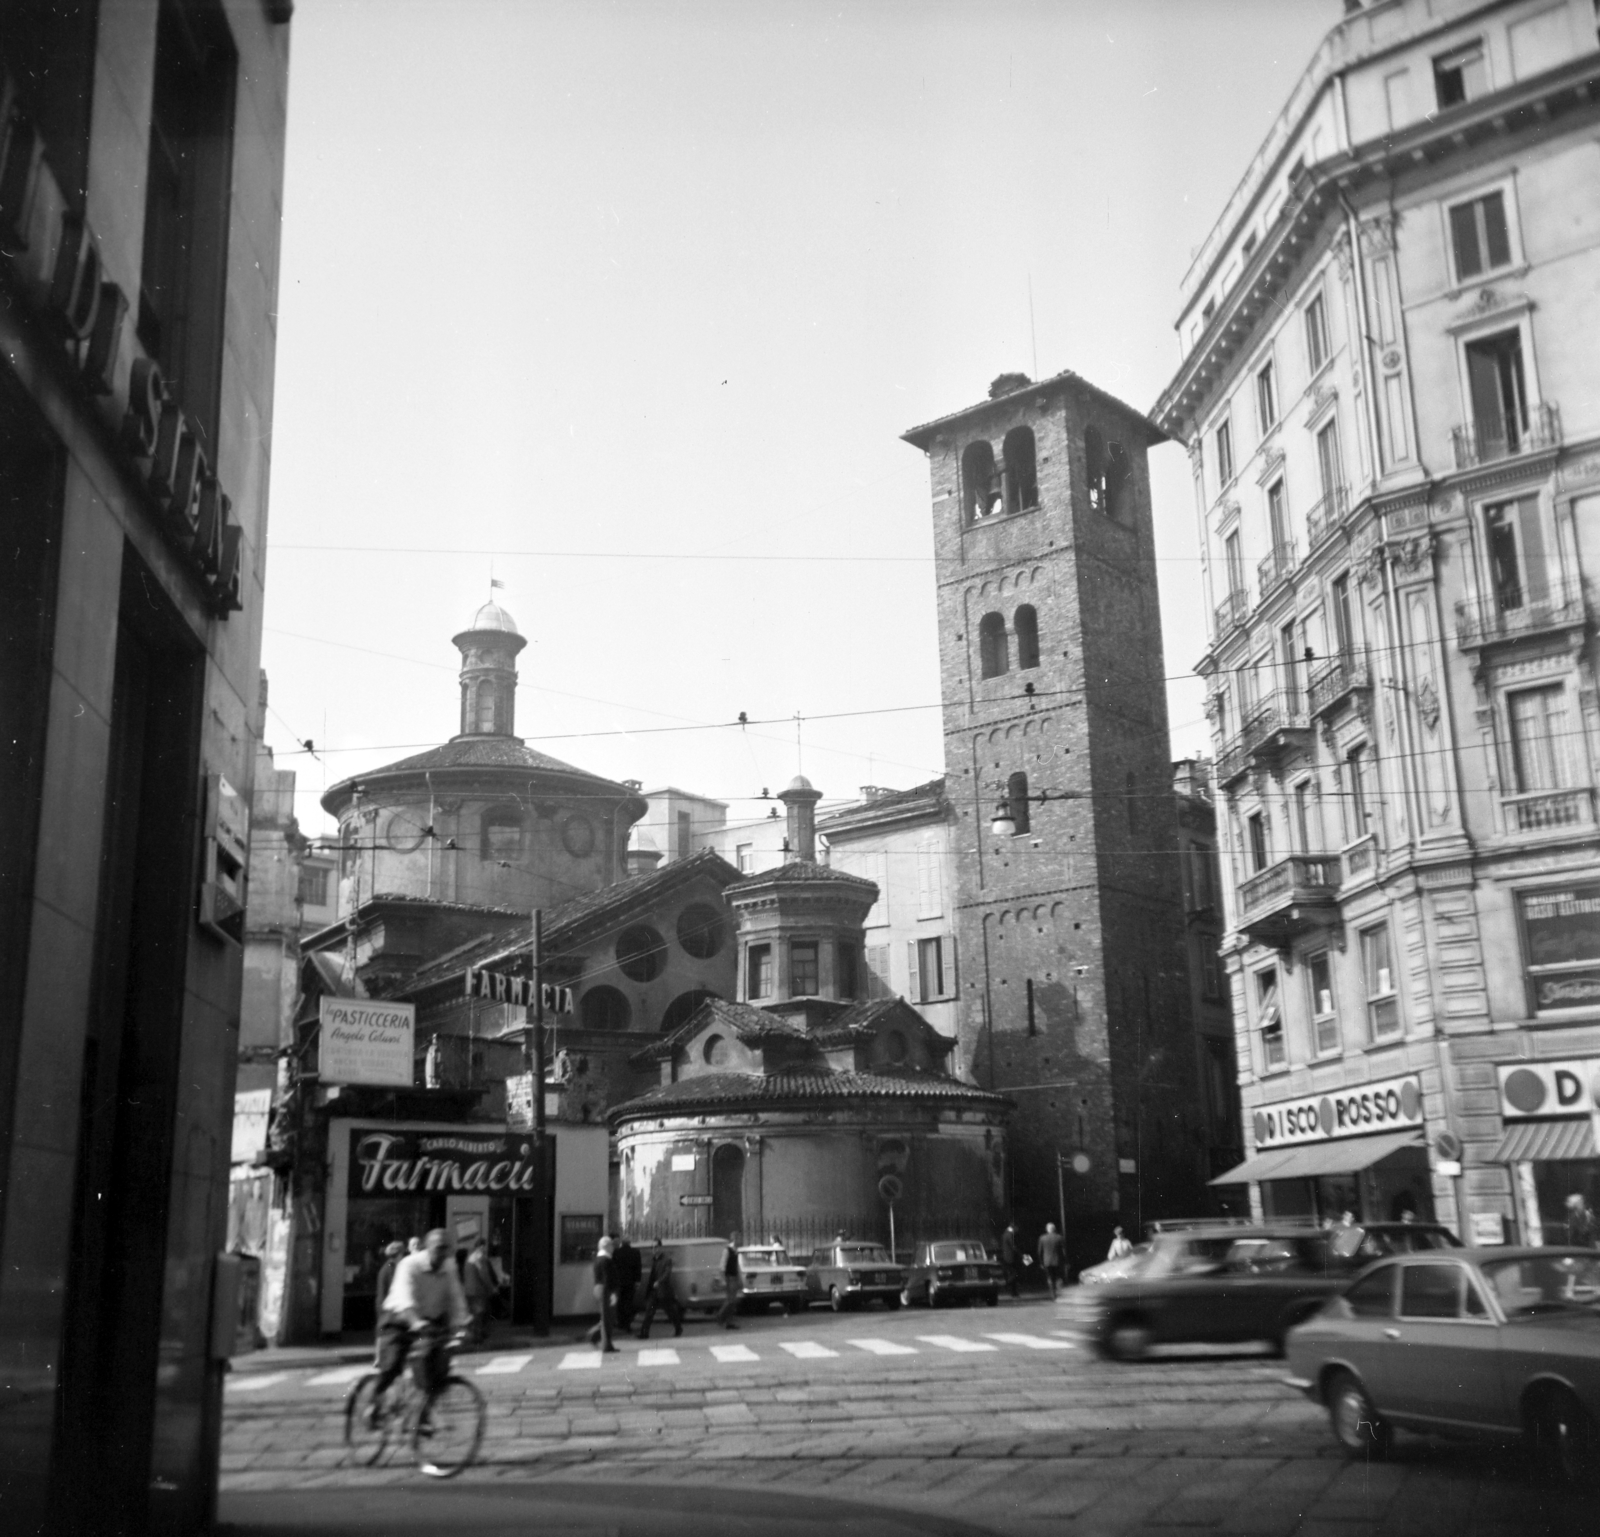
1328 1221 1461 1262
803 1240 904 1311
736 1243 809 1313
1077 1242 1152 1286
659 1238 734 1317
899 1240 1004 1308
1062 1224 1355 1359
1285 1246 1600 1485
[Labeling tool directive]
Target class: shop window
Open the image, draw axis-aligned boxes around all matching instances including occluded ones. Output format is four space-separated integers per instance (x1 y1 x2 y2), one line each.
616 923 667 982
1308 952 1338 1056
1517 882 1600 1014
1002 426 1038 512
746 943 772 1000
481 807 523 861
1256 359 1277 434
1484 496 1548 614
1433 41 1487 110
1449 189 1512 282
1215 416 1234 487
1361 923 1399 1039
1507 685 1572 792
1007 771 1031 836
1304 292 1329 374
676 902 725 959
962 440 1000 521
978 612 1009 679
580 985 631 1032
1464 330 1528 458
140 0 237 461
1013 604 1040 670
789 940 819 997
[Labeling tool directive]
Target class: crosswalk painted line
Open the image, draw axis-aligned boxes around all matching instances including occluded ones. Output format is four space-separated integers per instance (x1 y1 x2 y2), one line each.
557 1351 602 1371
476 1354 534 1375
849 1339 916 1356
709 1343 759 1363
983 1332 1074 1351
636 1348 680 1366
306 1365 369 1386
227 1373 289 1391
917 1335 998 1353
779 1341 838 1359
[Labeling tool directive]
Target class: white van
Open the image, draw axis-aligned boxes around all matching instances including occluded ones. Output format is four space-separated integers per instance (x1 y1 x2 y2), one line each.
660 1238 732 1316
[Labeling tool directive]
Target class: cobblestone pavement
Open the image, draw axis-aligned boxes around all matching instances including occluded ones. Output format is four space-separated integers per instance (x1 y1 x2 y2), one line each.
220 1298 1591 1536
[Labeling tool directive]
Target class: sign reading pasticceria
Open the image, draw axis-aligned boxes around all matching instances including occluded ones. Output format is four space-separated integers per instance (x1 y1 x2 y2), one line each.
348 1129 539 1197
1251 1072 1424 1149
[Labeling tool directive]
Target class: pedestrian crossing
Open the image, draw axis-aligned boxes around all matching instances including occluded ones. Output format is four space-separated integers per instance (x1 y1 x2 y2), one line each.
226 1330 1078 1393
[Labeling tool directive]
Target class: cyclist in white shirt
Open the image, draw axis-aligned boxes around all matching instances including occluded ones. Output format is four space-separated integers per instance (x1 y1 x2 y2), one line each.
370 1227 469 1422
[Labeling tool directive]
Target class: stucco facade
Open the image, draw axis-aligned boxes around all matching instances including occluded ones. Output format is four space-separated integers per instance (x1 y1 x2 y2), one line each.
1156 0 1600 1241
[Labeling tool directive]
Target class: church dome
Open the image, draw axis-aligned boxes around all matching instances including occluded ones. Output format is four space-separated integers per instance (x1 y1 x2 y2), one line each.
464 600 520 636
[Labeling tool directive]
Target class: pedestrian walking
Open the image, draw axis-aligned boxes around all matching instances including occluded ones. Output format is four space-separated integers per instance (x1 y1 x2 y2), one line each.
462 1236 497 1346
1566 1193 1597 1248
714 1233 742 1328
372 1240 406 1363
636 1239 684 1340
613 1234 642 1331
1107 1226 1133 1261
1036 1223 1066 1299
586 1236 620 1352
1000 1223 1021 1297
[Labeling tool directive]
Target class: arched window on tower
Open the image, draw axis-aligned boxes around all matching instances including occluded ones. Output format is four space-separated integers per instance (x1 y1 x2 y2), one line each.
1085 424 1106 514
1007 770 1031 836
1105 440 1131 520
1002 426 1038 512
1014 604 1040 670
962 440 999 521
474 681 498 733
978 612 1009 679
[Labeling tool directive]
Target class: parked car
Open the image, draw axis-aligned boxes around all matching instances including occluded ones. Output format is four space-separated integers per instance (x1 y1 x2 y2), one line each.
737 1243 809 1313
803 1240 905 1311
1077 1242 1152 1286
1328 1221 1461 1262
1062 1224 1356 1359
899 1240 1004 1308
659 1238 734 1317
1285 1247 1600 1485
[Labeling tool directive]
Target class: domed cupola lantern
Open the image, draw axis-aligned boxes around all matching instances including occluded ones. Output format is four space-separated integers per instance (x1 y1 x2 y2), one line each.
452 599 527 739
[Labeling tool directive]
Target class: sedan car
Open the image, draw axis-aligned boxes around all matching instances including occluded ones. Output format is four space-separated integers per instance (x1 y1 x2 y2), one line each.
1077 1242 1152 1286
736 1244 809 1313
899 1240 1004 1308
1328 1221 1461 1262
804 1240 904 1311
1285 1247 1600 1485
1063 1225 1355 1359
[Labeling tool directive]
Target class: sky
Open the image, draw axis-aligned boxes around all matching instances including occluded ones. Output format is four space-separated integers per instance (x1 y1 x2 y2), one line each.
261 0 1340 842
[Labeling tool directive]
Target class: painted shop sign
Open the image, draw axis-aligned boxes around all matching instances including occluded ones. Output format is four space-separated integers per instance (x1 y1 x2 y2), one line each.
319 998 415 1087
1519 884 1600 1012
464 966 573 1014
1497 1059 1600 1120
348 1129 539 1197
1251 1072 1424 1149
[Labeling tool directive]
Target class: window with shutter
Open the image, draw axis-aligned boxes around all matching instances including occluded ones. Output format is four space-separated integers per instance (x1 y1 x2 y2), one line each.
905 940 921 1003
916 840 943 919
865 944 891 1000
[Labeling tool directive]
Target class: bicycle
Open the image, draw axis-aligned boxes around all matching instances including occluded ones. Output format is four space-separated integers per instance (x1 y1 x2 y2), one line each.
343 1326 485 1478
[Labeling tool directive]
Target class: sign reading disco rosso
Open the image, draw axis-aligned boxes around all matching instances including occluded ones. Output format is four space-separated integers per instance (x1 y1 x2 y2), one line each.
1252 1072 1423 1149
348 1129 539 1198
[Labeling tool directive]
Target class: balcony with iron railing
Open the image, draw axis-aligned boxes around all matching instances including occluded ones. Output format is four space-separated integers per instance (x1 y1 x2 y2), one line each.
1236 854 1342 945
1502 787 1597 837
1450 402 1561 471
1213 587 1248 637
1218 694 1314 789
1304 486 1348 550
1341 834 1379 884
1307 653 1370 719
1455 575 1587 651
1257 542 1296 601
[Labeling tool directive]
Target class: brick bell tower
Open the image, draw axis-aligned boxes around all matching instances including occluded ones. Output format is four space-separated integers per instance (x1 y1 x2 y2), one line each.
903 371 1204 1244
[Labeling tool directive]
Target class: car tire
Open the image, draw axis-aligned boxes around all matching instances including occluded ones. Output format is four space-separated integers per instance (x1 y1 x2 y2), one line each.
829 1285 845 1313
1327 1370 1390 1460
1527 1385 1600 1488
1106 1318 1153 1362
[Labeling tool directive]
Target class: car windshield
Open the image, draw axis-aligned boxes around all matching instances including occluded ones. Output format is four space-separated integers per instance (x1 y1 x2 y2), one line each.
841 1245 891 1263
1482 1254 1600 1316
930 1243 988 1264
1141 1235 1235 1278
741 1248 789 1266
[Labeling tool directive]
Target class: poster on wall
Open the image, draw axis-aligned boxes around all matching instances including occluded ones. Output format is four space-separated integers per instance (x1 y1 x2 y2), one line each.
1520 884 1600 1012
319 998 415 1087
560 1213 602 1264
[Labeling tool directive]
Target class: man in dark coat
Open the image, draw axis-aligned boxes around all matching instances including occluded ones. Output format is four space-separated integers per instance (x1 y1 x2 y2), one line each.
1000 1223 1021 1297
585 1236 619 1352
714 1234 742 1328
636 1239 684 1340
1036 1223 1066 1298
612 1234 643 1331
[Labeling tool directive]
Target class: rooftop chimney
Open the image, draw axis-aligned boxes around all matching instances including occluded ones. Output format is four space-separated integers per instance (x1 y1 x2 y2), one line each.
777 775 822 863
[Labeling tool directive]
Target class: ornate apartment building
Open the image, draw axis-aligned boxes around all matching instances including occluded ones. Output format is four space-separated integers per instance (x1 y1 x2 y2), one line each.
1155 0 1600 1242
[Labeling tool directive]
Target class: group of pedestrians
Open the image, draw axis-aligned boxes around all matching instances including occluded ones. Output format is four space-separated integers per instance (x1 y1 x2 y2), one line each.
587 1233 686 1351
998 1221 1070 1299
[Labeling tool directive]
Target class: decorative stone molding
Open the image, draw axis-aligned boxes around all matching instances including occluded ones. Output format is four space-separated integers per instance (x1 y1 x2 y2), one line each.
1332 232 1354 282
1416 676 1441 732
1557 454 1600 491
1359 212 1398 257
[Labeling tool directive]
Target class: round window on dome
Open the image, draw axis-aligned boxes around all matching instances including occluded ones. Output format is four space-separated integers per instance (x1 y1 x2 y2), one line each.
702 1033 730 1066
676 903 725 959
616 924 667 982
562 814 595 859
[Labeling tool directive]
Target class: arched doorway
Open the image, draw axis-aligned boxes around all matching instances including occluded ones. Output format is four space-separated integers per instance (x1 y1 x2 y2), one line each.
711 1143 745 1239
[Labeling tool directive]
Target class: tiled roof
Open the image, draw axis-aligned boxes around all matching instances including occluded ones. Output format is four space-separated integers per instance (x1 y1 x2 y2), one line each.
730 860 878 892
817 779 947 833
901 367 1167 450
631 996 812 1065
807 997 956 1056
610 1068 1011 1122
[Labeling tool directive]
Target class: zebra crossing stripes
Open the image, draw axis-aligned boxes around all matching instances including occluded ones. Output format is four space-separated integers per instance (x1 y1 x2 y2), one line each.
779 1341 838 1359
557 1351 602 1370
709 1343 760 1363
226 1373 290 1391
636 1348 680 1366
849 1339 916 1356
476 1354 535 1374
305 1365 369 1386
915 1335 997 1353
982 1332 1074 1351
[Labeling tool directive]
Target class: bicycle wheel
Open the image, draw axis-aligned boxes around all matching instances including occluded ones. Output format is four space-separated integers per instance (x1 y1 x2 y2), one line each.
412 1375 485 1478
344 1373 394 1466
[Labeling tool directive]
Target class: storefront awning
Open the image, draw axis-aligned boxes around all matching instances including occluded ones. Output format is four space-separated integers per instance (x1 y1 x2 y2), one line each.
1210 1129 1425 1185
1492 1119 1597 1163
